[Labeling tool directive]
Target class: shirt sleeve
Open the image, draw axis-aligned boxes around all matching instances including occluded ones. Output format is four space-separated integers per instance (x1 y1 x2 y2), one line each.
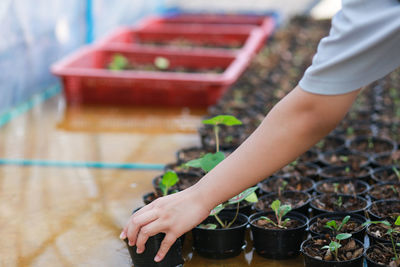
299 0 400 95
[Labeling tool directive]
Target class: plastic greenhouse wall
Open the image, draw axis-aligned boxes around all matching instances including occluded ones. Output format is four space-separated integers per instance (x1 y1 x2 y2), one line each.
0 0 165 115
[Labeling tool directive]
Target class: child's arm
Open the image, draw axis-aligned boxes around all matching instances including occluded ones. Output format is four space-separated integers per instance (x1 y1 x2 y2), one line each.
120 85 360 261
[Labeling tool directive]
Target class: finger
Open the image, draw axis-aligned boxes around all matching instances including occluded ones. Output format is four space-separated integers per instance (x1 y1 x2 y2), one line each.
135 220 166 254
120 206 147 240
126 209 158 246
154 234 177 262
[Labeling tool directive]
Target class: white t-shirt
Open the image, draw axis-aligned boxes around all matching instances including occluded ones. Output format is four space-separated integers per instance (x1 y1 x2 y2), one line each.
299 0 400 95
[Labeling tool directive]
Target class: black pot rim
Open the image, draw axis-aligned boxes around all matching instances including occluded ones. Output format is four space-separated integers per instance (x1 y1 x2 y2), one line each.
314 178 370 195
364 243 398 267
258 176 315 194
308 212 367 235
310 194 370 214
318 149 371 169
368 199 400 219
300 235 365 263
194 211 249 231
249 211 308 232
371 166 400 184
254 190 312 210
368 182 400 200
347 136 398 156
318 165 371 180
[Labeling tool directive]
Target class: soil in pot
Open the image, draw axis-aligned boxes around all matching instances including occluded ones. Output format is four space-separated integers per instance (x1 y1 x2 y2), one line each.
310 194 369 215
372 152 400 168
367 220 400 246
176 147 213 163
249 211 308 259
301 236 364 267
274 162 320 180
125 233 184 267
319 166 371 181
315 179 369 196
164 162 204 176
369 183 400 201
348 136 396 156
152 172 201 196
320 149 370 169
192 211 248 259
254 191 311 216
142 192 157 205
365 243 400 267
298 149 320 165
372 167 400 184
368 200 400 220
258 176 314 194
308 212 366 242
313 136 346 153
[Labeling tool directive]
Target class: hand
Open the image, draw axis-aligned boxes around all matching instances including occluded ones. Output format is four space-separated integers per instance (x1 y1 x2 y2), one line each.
120 186 211 262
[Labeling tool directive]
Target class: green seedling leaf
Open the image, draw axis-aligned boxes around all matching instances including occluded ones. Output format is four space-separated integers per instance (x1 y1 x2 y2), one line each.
210 204 224 216
228 186 258 205
160 171 179 196
393 167 400 179
200 152 225 172
271 199 281 214
336 233 352 240
154 56 170 70
184 158 202 168
339 156 349 162
245 192 258 203
325 220 338 231
109 54 129 71
202 115 242 126
395 216 400 226
198 223 217 230
338 216 351 231
362 220 391 227
278 204 292 219
259 216 276 225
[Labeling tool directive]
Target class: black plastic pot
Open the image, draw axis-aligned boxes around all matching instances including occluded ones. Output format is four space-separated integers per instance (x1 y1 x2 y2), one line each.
253 191 311 217
371 166 400 184
175 146 212 163
310 194 370 216
142 192 157 205
301 236 364 267
347 136 397 157
314 179 369 196
318 165 372 183
367 199 400 220
223 201 253 217
192 211 248 259
258 176 315 195
368 182 400 201
164 161 204 176
125 233 184 267
308 212 367 242
364 243 400 267
370 154 400 169
274 162 321 180
249 211 308 259
313 135 346 153
319 149 370 169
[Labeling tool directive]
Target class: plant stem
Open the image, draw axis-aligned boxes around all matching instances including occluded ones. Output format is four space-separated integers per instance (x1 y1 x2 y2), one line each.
226 202 240 228
214 214 226 228
390 232 399 260
214 125 220 152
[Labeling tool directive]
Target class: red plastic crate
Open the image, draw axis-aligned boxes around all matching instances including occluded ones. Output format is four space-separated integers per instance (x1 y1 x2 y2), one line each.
51 41 256 107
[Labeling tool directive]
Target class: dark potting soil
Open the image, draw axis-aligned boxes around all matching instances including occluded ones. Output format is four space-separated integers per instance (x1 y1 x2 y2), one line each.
177 147 209 162
255 192 309 211
178 175 202 191
260 176 313 193
374 151 400 166
275 162 319 178
369 223 400 243
316 180 367 195
370 201 400 219
349 138 395 154
312 195 367 212
320 166 370 179
369 184 400 200
322 153 369 169
254 214 301 230
309 218 363 236
373 168 400 183
314 136 345 153
366 244 400 267
303 237 363 262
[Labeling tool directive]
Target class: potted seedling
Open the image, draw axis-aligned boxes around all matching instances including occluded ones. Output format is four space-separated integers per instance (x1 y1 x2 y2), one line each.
301 233 364 267
369 183 400 201
258 176 315 195
201 115 243 152
364 216 400 266
310 194 369 216
249 199 308 259
308 213 367 242
315 179 369 196
368 199 400 220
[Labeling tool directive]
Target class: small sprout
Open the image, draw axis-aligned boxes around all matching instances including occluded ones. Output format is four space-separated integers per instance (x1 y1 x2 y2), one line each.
154 56 170 70
259 199 292 229
346 127 354 136
393 167 400 183
322 233 352 261
184 152 225 173
224 135 234 144
316 140 325 149
339 156 349 163
159 171 179 196
335 196 343 208
368 137 374 149
324 215 351 232
333 183 340 194
345 166 351 173
278 180 288 197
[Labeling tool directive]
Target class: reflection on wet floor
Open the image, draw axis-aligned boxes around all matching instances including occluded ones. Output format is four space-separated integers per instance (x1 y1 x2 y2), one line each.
0 94 303 266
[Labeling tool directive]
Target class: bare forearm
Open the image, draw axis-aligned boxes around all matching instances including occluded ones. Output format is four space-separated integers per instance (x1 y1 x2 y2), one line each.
193 86 360 211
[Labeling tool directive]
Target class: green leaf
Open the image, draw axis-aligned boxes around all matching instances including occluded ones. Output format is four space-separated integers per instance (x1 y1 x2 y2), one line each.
184 158 202 168
338 216 351 231
329 241 341 252
202 115 242 126
336 233 352 240
245 192 258 203
161 171 179 188
322 245 330 250
154 56 170 70
362 220 391 227
109 54 129 70
395 216 400 226
228 186 258 205
259 216 276 225
200 152 225 172
326 220 338 230
198 223 217 230
210 204 225 216
271 199 281 214
278 204 292 219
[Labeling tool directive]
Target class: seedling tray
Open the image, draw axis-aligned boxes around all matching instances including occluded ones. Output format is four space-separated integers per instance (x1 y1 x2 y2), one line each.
51 45 253 107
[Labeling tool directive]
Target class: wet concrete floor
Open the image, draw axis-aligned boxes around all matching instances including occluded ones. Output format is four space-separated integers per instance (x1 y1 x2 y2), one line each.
0 94 303 266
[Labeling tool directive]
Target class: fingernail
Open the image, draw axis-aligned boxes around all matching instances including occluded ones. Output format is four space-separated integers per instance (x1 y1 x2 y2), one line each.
129 241 134 247
154 255 161 262
136 248 143 254
119 232 126 240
